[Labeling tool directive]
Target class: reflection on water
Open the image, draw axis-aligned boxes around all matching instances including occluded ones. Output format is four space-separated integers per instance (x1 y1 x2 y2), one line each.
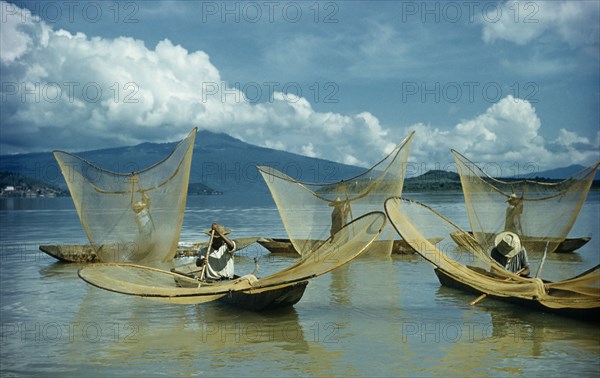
63 274 345 376
431 285 600 376
1 192 599 377
329 263 354 306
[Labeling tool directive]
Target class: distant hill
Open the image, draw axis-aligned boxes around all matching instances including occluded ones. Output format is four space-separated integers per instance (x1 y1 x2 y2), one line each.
0 171 68 197
513 164 600 180
188 182 222 195
404 170 461 192
0 130 366 195
1 131 596 195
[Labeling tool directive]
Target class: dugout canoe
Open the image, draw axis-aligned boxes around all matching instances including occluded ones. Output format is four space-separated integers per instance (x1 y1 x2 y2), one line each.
77 212 387 308
450 232 590 254
434 265 600 322
554 237 592 253
39 237 259 263
257 237 434 256
170 263 308 311
384 196 600 324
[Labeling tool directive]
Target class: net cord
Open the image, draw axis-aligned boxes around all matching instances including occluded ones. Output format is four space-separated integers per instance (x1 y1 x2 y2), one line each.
452 149 599 201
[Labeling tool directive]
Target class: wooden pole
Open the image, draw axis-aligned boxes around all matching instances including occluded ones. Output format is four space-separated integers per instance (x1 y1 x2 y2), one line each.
199 229 215 282
469 267 526 306
534 242 549 278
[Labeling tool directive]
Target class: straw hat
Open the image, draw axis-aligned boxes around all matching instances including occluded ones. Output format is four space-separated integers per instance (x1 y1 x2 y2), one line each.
494 231 521 258
506 193 520 203
329 197 344 207
203 224 231 237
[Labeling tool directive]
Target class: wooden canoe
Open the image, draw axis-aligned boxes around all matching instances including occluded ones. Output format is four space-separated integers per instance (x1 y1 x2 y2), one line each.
554 237 591 253
434 266 600 322
38 244 99 263
450 232 590 254
39 237 260 263
383 196 599 323
257 238 431 256
170 264 308 311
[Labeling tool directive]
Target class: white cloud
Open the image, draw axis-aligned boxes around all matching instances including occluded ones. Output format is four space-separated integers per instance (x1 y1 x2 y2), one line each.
0 3 48 64
481 1 600 48
1 2 597 173
0 2 394 166
554 129 591 148
300 143 318 158
405 96 599 174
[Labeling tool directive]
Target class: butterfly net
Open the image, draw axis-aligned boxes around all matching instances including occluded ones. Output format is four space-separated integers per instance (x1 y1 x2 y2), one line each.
258 132 413 256
453 150 598 254
78 211 386 304
54 128 197 263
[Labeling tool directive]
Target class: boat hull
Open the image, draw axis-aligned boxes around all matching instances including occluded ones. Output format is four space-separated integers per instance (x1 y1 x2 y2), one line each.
554 237 591 253
39 238 259 263
171 265 308 311
257 238 425 256
450 232 590 254
434 268 599 322
38 244 99 263
218 281 308 311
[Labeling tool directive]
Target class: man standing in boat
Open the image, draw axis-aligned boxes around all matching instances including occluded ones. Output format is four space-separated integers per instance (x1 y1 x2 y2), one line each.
196 223 237 281
505 193 524 235
490 231 530 277
329 196 351 239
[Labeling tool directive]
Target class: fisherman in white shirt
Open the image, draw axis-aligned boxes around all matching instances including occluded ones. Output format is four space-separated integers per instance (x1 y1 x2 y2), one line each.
196 223 237 281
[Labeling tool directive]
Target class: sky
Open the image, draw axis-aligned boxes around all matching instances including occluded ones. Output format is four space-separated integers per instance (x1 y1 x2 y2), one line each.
1 0 599 175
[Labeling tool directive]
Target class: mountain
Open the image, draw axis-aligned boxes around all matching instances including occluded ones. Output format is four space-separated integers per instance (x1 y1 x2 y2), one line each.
0 130 365 194
0 171 68 197
1 131 596 195
513 164 600 180
404 170 461 192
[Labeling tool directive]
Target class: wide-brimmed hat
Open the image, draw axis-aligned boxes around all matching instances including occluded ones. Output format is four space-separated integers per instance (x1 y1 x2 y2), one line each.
494 231 521 258
203 224 231 237
328 197 344 207
506 193 520 203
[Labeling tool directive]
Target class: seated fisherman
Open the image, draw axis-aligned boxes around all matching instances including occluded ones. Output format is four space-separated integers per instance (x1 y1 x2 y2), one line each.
196 223 237 281
490 231 530 277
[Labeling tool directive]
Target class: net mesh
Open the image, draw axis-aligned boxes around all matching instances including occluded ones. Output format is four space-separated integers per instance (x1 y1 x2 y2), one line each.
78 211 386 304
54 128 197 263
385 197 599 310
453 150 599 254
258 132 413 256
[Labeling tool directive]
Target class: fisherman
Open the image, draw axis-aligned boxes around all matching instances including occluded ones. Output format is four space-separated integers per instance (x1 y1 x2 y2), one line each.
195 223 237 281
329 196 351 239
132 190 154 236
505 193 524 235
490 231 530 277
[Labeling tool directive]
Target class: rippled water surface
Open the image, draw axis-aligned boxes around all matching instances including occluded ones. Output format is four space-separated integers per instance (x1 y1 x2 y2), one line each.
1 192 598 377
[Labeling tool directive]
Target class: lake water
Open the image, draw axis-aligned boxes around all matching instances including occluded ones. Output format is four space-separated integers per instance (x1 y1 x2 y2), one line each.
1 192 598 377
